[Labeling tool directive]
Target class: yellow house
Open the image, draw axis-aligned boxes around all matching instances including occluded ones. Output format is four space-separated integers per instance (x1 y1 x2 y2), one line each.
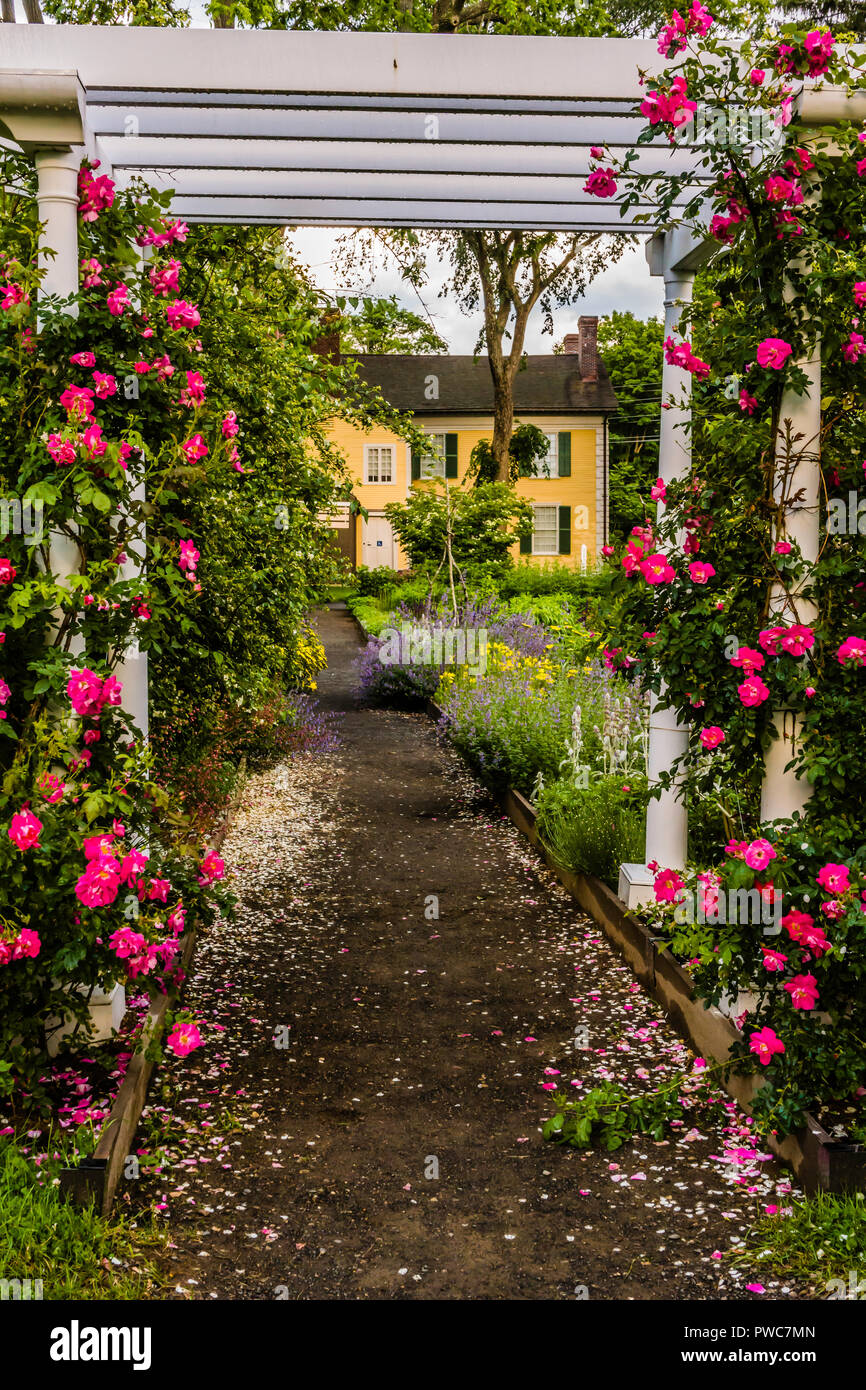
326 316 616 570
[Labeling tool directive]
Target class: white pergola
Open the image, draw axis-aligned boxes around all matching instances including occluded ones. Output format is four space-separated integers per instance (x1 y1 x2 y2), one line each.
0 25 849 896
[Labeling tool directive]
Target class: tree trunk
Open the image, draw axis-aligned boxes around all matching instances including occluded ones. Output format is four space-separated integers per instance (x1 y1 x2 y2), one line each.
22 0 44 20
0 0 15 21
489 357 514 482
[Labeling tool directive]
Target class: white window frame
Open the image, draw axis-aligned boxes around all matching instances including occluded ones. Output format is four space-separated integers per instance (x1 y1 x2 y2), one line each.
419 432 447 479
539 431 558 478
531 503 559 556
365 444 394 484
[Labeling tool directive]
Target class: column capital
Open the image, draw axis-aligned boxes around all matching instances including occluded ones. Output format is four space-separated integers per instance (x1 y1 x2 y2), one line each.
0 71 85 151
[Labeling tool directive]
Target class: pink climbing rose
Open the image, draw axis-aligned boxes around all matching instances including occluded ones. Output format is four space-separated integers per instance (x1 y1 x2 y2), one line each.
778 624 814 657
178 539 200 574
738 675 770 707
107 283 131 317
744 838 776 871
222 411 239 438
758 626 786 655
730 646 765 675
584 168 618 198
92 371 117 400
817 862 850 894
640 552 675 585
180 370 206 408
698 726 725 750
166 1021 203 1057
653 867 685 903
688 561 715 584
783 973 820 1010
837 636 866 666
181 434 208 464
761 947 788 972
749 1027 785 1066
60 383 95 422
756 337 793 370
149 259 181 297
199 850 226 885
8 808 43 851
166 299 201 331
13 928 41 960
75 855 122 908
66 667 120 719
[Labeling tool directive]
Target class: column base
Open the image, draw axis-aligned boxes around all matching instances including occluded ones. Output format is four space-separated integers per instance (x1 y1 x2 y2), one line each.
46 982 127 1057
617 862 656 910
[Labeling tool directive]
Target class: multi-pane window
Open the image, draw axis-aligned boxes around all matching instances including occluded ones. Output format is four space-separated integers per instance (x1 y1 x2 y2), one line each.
365 445 394 483
540 432 558 477
419 433 446 478
532 504 559 555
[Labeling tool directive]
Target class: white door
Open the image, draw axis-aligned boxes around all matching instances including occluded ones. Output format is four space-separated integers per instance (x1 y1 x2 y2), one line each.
361 514 396 569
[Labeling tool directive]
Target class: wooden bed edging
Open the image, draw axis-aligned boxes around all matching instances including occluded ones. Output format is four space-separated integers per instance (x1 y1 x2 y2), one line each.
59 758 249 1217
497 785 863 1194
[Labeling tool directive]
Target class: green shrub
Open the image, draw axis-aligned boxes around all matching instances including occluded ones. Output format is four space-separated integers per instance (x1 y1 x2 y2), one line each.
355 564 404 599
346 594 393 636
535 775 649 890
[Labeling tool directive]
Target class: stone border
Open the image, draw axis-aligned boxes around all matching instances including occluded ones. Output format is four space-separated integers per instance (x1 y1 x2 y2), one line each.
496 782 864 1194
59 758 248 1217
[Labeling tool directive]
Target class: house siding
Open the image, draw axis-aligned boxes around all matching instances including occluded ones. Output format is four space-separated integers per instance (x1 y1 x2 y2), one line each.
326 411 608 571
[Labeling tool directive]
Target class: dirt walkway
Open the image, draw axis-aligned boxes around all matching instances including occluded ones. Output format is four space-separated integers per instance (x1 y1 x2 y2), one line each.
137 604 802 1301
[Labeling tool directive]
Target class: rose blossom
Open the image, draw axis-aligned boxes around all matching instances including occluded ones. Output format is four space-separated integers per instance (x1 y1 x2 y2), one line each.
756 337 793 370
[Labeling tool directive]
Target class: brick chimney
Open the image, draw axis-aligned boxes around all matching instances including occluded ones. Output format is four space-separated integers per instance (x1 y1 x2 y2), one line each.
562 332 580 354
578 315 598 382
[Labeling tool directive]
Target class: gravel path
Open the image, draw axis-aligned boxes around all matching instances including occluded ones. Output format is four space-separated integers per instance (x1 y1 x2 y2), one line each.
136 604 805 1301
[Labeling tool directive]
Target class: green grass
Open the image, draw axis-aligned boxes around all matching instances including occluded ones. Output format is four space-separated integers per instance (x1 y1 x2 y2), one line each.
740 1191 866 1287
0 1140 167 1300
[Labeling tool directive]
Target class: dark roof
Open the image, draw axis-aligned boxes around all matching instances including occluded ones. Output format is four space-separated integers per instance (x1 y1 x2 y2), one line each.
348 353 617 416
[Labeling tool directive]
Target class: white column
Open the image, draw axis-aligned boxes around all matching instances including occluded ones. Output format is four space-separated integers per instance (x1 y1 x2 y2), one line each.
34 149 80 316
35 149 83 628
118 476 149 742
645 263 693 871
759 346 820 823
619 235 694 906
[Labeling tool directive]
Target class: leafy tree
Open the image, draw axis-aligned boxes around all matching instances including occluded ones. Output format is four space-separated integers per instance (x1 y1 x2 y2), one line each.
336 228 625 484
336 293 447 354
150 225 419 741
774 1 866 36
594 311 663 536
466 421 551 486
385 481 531 571
41 0 188 21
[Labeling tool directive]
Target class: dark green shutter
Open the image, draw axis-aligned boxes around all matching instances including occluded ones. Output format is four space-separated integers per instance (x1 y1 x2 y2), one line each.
520 510 533 554
558 505 571 555
558 431 571 477
445 433 458 479
411 450 421 481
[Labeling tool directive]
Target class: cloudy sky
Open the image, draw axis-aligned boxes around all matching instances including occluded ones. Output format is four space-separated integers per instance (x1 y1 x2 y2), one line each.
288 229 665 353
